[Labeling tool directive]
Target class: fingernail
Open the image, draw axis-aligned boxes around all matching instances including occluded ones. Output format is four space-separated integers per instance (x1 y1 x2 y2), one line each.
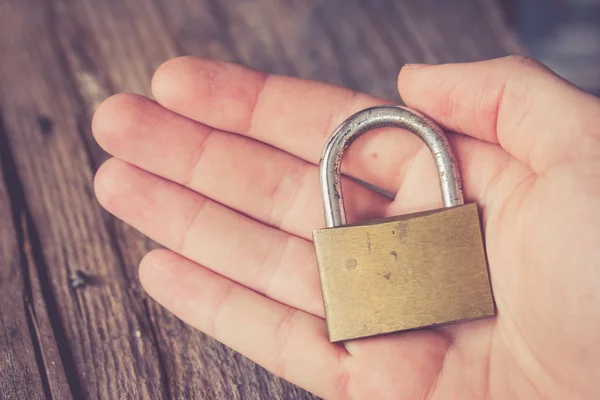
403 63 429 69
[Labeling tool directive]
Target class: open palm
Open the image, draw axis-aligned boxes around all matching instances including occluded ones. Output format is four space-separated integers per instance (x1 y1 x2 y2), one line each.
92 56 600 400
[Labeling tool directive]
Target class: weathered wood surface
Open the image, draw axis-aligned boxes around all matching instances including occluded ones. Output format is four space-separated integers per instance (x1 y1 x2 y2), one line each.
0 0 520 398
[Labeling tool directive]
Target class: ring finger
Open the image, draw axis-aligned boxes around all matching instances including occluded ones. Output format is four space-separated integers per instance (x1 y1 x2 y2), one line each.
94 158 325 317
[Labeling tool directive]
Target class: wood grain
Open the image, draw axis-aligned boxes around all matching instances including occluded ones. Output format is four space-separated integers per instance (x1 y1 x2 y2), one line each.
0 124 72 400
0 0 520 398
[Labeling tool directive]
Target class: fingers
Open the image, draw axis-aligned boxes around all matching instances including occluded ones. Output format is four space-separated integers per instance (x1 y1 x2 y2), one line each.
92 94 389 238
139 249 347 400
398 56 600 173
94 158 325 317
140 248 454 400
150 56 507 196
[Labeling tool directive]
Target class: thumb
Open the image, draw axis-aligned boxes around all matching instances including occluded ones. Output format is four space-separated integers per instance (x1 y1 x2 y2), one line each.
398 56 600 173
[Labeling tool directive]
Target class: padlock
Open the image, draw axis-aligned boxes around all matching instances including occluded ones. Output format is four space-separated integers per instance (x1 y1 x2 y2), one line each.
313 105 496 342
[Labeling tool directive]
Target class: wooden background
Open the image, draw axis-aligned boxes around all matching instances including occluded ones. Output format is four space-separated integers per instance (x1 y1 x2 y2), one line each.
0 0 521 399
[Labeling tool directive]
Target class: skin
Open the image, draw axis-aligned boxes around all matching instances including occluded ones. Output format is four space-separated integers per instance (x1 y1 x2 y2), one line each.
92 55 600 400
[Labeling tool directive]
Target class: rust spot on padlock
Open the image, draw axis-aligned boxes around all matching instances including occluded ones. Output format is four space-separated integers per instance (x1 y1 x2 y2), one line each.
313 105 496 342
394 221 408 241
345 258 357 271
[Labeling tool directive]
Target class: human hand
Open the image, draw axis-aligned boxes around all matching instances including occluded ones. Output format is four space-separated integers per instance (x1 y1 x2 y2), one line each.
92 56 600 399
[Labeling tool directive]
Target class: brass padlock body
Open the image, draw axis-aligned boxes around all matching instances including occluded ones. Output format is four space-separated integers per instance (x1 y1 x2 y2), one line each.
313 203 495 342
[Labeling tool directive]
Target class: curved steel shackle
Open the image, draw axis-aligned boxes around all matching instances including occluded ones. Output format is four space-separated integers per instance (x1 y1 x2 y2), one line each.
320 105 464 228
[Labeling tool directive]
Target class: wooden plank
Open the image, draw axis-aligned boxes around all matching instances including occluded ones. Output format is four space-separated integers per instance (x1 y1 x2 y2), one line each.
155 0 521 100
0 119 72 399
0 1 168 398
0 0 520 398
0 133 48 400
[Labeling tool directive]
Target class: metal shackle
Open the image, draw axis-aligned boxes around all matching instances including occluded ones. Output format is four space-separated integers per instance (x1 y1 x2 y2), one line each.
320 105 464 228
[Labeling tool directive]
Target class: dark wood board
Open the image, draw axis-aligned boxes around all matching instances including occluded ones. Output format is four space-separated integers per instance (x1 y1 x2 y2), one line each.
0 0 520 398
